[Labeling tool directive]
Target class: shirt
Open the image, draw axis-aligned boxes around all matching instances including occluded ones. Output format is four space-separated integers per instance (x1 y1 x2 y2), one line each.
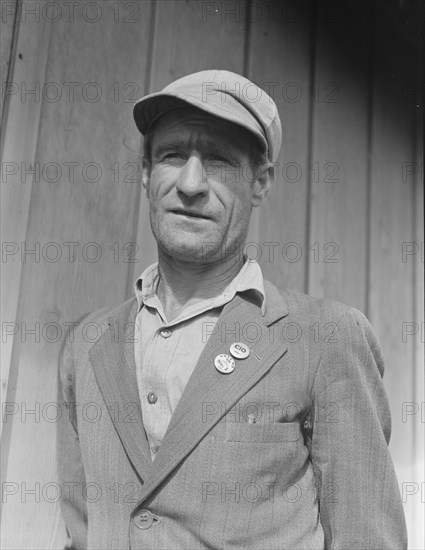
133 257 266 460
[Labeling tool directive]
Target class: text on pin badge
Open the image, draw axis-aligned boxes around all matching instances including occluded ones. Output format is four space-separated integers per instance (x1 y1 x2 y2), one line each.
214 353 235 374
229 342 250 359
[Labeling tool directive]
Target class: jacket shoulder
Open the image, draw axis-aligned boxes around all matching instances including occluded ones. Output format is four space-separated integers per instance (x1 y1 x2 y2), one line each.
264 279 369 325
265 281 384 374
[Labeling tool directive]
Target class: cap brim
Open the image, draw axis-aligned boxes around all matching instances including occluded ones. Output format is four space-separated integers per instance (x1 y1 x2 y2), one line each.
133 91 268 153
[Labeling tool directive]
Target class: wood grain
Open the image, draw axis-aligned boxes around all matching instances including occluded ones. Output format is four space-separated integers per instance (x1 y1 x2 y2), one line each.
0 0 18 127
1 0 52 415
247 0 313 292
307 0 371 311
1 1 152 547
368 2 419 545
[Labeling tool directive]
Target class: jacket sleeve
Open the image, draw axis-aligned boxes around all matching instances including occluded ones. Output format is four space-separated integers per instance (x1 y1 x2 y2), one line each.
310 307 407 549
57 329 88 550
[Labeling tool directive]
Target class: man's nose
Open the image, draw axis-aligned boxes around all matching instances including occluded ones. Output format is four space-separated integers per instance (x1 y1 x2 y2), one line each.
175 154 209 197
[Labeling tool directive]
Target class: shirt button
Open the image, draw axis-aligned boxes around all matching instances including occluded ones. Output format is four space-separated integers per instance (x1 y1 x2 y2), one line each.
147 391 158 404
133 509 155 530
160 329 172 338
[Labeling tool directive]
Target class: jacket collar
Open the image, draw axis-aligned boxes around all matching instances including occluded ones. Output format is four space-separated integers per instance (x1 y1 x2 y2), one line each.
88 298 155 480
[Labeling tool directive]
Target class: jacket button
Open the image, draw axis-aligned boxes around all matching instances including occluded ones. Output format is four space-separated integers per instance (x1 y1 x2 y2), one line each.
147 391 158 404
134 509 155 530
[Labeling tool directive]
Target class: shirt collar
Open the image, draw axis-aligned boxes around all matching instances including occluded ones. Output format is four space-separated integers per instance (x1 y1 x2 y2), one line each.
134 256 266 316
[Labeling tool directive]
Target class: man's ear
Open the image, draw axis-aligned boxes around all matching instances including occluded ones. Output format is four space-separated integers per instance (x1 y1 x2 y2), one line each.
251 164 272 207
142 158 151 198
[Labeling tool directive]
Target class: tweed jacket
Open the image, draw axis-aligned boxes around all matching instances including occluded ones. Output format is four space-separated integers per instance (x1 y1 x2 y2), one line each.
57 280 407 549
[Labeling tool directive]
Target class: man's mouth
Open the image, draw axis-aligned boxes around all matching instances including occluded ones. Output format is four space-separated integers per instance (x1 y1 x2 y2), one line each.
169 209 212 220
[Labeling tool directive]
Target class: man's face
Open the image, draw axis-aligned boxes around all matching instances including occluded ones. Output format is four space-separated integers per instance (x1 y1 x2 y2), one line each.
143 107 269 264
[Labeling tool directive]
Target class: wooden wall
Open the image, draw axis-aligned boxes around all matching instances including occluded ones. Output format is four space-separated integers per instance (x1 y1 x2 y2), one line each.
1 0 422 548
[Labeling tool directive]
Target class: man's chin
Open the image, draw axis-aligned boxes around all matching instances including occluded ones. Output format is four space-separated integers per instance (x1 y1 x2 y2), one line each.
158 237 220 264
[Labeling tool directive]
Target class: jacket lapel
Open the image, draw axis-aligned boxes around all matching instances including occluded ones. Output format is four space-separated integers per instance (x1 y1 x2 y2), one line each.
88 298 155 481
137 280 290 503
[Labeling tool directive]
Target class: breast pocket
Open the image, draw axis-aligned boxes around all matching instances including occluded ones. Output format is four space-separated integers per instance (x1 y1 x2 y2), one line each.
225 421 300 443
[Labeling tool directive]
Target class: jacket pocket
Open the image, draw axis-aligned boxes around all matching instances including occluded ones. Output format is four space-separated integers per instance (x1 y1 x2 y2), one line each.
225 421 300 443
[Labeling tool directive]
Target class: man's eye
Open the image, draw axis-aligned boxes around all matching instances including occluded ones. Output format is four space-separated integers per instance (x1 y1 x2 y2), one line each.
163 152 183 160
207 154 232 164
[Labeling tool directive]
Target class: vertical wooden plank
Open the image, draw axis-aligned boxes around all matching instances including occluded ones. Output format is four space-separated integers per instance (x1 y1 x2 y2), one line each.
133 0 248 283
412 104 423 550
0 0 19 125
411 13 424 545
410 29 423 550
308 0 371 312
412 106 423 550
150 0 248 89
247 0 313 292
368 1 419 545
1 1 152 547
1 0 52 410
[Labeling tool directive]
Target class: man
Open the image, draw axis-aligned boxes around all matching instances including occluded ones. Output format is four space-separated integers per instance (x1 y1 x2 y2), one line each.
57 70 407 549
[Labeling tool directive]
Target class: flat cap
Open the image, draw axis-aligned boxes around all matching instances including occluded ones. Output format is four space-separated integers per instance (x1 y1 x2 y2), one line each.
133 69 282 162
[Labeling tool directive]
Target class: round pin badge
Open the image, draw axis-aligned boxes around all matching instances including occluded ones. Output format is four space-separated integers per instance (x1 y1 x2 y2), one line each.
229 342 250 359
214 353 236 374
